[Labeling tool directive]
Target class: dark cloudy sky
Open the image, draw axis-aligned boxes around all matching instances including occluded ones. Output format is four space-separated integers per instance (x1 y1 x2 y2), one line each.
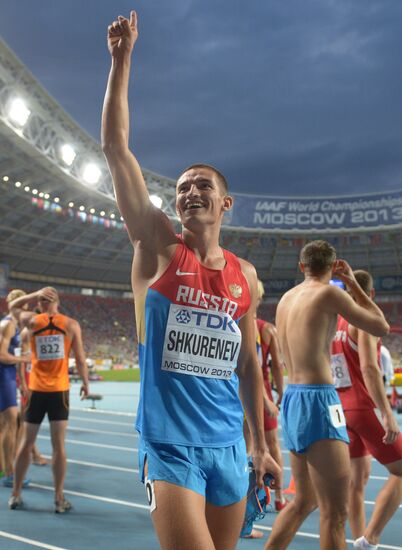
1 0 402 196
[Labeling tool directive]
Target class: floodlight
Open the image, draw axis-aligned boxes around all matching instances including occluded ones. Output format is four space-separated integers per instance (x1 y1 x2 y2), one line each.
32 189 38 195
24 186 30 192
82 163 101 185
39 192 44 198
89 208 95 214
3 176 9 182
79 205 85 211
8 98 31 126
150 194 163 209
15 181 22 188
54 197 60 203
60 144 76 166
110 213 115 219
44 193 50 199
68 202 74 207
100 210 105 216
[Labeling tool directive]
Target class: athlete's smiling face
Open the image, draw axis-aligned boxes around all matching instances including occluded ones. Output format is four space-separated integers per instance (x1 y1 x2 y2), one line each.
175 167 232 227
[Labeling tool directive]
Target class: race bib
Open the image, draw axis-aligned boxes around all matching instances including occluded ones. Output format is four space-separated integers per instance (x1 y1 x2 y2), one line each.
36 334 65 361
330 353 352 389
161 304 241 380
328 404 346 428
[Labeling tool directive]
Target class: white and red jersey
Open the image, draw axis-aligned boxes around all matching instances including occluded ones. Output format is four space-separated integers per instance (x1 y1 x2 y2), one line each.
331 316 381 411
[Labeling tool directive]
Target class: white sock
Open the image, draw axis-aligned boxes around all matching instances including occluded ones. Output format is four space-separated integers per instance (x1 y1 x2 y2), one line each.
353 535 378 549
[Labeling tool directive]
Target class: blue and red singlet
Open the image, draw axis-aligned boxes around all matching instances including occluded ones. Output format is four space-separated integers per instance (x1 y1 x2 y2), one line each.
135 238 251 447
0 315 20 384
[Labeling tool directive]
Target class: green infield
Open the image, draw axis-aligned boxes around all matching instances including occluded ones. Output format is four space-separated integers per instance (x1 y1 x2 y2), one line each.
97 369 140 382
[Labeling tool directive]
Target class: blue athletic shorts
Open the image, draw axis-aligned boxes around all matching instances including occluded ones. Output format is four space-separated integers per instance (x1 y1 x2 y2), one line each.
0 381 17 412
138 438 248 506
281 384 349 453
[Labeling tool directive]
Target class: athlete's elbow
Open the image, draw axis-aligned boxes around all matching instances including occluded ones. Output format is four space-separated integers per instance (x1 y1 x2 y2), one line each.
380 319 390 336
373 319 390 337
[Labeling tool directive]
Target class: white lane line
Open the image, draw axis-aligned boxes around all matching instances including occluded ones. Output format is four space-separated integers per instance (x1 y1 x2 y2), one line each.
281 465 388 481
38 436 393 485
257 526 402 550
69 415 134 426
30 483 148 511
37 435 137 452
0 531 68 550
70 407 136 417
36 444 401 510
42 455 139 474
66 426 136 437
19 486 402 550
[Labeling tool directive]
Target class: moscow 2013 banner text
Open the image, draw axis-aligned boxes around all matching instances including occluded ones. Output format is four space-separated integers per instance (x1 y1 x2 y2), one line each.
225 189 402 232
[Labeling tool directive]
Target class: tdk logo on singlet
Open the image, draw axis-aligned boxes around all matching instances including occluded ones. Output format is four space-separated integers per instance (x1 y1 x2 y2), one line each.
175 308 237 332
175 310 191 324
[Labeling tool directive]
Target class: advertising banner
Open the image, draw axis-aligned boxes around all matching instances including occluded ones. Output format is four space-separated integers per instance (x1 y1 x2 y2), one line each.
225 189 402 232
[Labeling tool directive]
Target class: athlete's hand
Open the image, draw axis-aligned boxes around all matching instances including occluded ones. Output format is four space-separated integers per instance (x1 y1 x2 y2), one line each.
37 287 58 303
382 411 400 444
20 351 31 363
264 398 279 418
252 448 281 490
20 384 29 400
332 259 355 288
80 382 89 400
107 11 138 58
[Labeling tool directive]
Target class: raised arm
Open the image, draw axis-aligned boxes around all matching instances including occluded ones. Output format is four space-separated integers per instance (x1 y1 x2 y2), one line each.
9 288 55 329
101 11 175 248
358 330 399 444
69 320 89 399
326 260 389 337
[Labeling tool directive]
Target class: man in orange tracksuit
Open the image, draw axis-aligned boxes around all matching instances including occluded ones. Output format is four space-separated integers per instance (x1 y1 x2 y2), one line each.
8 287 89 513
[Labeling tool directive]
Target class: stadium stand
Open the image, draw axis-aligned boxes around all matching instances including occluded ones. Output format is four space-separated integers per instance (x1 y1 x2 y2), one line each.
0 36 400 371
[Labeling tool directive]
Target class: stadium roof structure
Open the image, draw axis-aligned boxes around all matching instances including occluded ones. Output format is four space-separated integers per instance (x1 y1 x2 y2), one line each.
0 38 401 295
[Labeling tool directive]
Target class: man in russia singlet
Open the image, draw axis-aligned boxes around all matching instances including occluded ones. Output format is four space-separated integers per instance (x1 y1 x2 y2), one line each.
102 11 280 549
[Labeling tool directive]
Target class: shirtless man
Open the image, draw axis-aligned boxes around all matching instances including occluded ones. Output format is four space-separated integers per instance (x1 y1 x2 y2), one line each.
331 270 402 550
265 240 389 550
8 287 89 512
102 11 279 550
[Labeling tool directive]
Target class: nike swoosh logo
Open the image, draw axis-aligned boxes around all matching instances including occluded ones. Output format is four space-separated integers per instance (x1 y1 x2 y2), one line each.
176 269 197 276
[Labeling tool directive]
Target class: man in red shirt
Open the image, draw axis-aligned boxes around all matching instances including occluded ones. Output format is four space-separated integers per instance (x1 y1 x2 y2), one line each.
332 270 402 550
256 280 287 512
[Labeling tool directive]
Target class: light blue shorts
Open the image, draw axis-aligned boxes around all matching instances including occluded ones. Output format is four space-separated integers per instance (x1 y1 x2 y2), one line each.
138 437 248 506
281 384 349 453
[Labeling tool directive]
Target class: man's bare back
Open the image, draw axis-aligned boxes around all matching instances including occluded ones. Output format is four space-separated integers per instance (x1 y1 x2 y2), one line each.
276 281 338 385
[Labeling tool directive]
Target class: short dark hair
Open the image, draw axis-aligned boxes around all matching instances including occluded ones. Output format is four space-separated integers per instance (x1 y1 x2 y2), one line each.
353 270 373 296
178 164 229 194
300 240 336 275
